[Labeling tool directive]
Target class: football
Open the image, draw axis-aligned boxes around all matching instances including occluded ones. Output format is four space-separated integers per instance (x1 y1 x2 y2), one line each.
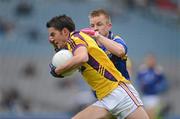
52 49 76 76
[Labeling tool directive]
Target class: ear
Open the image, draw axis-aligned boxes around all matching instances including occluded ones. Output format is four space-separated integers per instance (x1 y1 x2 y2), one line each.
62 28 70 37
108 23 112 30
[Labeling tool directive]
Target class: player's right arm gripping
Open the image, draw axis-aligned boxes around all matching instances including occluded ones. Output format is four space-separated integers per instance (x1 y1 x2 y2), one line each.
81 28 126 57
95 33 126 57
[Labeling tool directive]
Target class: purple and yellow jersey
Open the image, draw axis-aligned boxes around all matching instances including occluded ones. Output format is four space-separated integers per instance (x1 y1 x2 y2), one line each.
66 31 130 100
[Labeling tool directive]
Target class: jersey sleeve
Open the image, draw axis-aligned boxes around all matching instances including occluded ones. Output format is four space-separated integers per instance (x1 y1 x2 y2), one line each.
113 35 128 54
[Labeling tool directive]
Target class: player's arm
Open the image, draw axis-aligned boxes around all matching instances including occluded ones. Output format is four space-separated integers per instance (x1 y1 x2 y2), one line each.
95 33 126 57
54 46 88 75
81 28 126 57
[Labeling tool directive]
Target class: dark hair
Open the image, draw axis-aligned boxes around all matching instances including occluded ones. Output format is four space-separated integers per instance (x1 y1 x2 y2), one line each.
46 14 75 32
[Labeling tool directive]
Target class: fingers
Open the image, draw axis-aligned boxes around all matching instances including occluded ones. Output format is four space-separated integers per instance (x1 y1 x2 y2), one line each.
81 28 96 36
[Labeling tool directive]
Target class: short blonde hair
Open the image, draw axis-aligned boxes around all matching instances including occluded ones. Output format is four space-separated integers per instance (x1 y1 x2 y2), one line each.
89 9 111 23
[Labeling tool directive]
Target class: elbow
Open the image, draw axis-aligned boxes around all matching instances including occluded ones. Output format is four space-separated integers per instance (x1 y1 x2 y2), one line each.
116 50 125 58
117 47 126 57
79 55 89 64
117 44 127 57
82 55 89 63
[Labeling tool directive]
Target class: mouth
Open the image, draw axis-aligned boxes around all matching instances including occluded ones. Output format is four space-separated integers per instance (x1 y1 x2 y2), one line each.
51 40 58 45
54 42 58 45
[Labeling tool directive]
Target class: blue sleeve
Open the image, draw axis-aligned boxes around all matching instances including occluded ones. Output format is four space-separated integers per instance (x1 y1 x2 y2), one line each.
155 73 168 93
113 37 128 54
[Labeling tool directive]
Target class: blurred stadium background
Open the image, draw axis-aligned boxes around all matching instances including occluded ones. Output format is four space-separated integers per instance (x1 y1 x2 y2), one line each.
0 0 179 118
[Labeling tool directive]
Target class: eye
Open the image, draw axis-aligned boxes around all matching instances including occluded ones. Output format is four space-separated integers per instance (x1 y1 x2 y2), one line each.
90 24 94 28
97 22 103 26
50 32 55 37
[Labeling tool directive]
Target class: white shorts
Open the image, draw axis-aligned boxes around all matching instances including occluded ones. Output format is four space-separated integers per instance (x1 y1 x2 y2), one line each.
93 83 143 119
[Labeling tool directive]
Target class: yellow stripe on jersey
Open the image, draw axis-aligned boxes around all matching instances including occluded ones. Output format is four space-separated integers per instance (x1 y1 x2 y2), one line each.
67 31 130 100
98 65 103 76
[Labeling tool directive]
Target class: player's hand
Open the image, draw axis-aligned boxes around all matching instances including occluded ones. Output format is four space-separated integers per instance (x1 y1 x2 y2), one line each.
81 28 99 38
54 48 60 52
49 63 64 78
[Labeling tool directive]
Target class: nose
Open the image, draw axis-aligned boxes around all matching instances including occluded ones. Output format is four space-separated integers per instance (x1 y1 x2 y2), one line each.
94 26 98 32
90 25 98 31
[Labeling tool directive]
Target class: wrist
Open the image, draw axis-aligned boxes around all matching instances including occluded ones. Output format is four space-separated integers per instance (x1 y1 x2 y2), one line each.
55 68 60 75
94 32 100 39
51 68 64 78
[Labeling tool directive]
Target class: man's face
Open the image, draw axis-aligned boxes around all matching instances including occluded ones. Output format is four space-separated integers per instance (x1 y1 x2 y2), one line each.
48 27 67 49
145 55 156 68
89 14 112 37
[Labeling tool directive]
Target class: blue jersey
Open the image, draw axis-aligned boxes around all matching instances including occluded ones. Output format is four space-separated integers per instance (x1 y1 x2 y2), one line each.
100 31 130 80
136 65 168 95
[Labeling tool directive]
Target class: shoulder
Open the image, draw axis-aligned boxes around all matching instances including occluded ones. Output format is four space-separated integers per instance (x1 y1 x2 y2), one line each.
71 31 82 38
113 34 126 43
112 34 128 52
109 31 125 42
69 31 89 47
155 65 164 75
70 31 87 42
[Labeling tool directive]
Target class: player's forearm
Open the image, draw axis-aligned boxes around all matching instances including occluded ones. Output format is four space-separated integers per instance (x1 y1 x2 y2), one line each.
96 34 125 57
55 55 88 75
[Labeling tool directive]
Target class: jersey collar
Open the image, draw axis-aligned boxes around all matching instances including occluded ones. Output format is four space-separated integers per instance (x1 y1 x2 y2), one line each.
108 31 114 40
